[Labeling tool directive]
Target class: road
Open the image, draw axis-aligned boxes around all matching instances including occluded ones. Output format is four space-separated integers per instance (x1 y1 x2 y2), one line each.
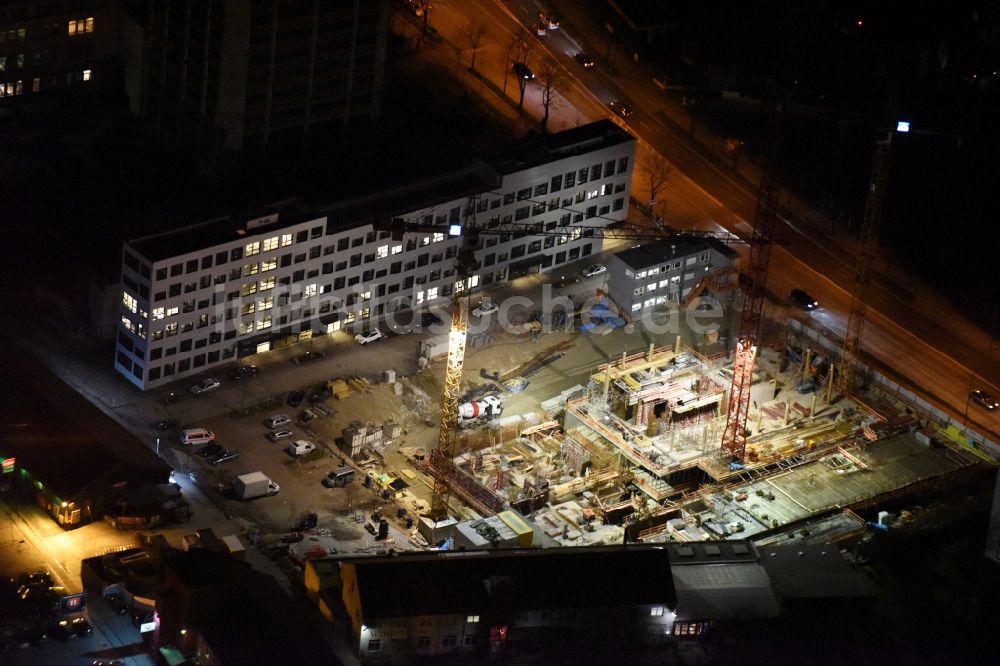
409 0 1000 448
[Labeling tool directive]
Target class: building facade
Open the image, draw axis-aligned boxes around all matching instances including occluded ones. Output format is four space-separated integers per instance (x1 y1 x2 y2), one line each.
0 0 118 104
115 120 636 390
338 546 677 662
606 237 739 316
121 0 389 151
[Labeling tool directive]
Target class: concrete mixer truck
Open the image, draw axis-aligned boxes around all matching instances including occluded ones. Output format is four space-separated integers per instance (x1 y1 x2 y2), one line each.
459 395 503 421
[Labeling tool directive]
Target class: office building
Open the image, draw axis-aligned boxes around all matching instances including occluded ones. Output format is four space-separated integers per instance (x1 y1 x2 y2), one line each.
120 0 389 151
0 0 118 103
114 120 635 390
606 236 739 316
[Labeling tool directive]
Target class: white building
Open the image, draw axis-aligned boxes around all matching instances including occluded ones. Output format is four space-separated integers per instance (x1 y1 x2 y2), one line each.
115 120 636 390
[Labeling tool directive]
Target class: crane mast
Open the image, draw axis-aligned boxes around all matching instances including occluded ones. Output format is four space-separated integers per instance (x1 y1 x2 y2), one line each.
840 134 891 392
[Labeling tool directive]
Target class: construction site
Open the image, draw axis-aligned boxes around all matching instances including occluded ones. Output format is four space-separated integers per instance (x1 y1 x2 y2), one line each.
330 124 995 555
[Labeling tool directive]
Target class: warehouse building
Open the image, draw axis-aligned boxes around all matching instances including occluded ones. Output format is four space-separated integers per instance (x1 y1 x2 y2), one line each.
115 120 635 389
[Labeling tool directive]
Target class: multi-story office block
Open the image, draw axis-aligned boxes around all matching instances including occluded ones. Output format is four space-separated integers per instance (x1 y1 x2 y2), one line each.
606 237 739 315
120 0 389 151
0 0 118 103
115 120 636 390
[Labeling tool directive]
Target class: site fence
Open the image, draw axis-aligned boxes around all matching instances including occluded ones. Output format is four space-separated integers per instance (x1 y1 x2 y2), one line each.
787 319 1000 461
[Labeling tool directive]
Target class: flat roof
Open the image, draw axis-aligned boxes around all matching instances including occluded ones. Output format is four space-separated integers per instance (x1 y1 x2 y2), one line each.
614 236 739 270
319 165 496 231
127 198 321 263
482 119 634 175
0 345 170 498
344 545 676 618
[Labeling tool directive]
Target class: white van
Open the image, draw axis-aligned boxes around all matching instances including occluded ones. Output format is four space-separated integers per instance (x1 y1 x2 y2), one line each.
180 428 215 446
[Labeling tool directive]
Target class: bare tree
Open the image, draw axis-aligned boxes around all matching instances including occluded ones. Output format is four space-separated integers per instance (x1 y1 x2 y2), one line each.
462 18 487 73
504 33 532 105
537 58 568 133
640 153 674 205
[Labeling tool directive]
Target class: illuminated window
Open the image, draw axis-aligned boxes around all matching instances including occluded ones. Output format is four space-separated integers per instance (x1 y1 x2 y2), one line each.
122 291 138 313
32 77 39 92
304 284 317 298
631 303 641 312
660 279 669 289
281 233 293 247
416 291 424 305
650 606 664 617
241 302 256 316
360 291 371 301
260 277 275 291
166 306 179 317
245 241 260 256
263 236 279 252
421 236 430 246
0 57 5 71
82 69 91 81
636 270 647 279
260 258 276 272
427 287 438 300
121 316 136 334
433 232 444 243
647 283 657 292
242 263 259 277
345 311 356 323
467 615 480 623
260 296 273 311
241 283 257 297
391 245 402 255
648 267 659 275
468 275 479 288
256 316 272 331
239 321 253 335
359 307 370 319
377 245 388 258
165 322 178 337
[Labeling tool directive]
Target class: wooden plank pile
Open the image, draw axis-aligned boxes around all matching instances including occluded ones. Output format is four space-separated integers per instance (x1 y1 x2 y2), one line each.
329 378 351 400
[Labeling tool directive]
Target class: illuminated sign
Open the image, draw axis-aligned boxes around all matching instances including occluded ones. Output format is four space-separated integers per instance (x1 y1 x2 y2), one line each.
140 621 158 633
449 223 462 237
1 457 14 473
59 593 87 614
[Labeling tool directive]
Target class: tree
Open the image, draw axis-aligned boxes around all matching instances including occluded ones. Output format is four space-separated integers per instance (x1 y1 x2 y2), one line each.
537 58 568 133
504 33 532 108
462 18 487 73
640 153 674 205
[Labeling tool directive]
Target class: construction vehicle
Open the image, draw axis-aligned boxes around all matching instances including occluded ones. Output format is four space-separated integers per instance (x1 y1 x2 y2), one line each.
231 472 280 500
459 395 503 420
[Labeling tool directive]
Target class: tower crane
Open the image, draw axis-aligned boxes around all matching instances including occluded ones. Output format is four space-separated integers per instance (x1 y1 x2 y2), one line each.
381 209 771 520
839 134 891 391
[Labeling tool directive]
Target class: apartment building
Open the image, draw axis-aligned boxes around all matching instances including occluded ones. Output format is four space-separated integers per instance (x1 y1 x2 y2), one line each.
606 236 739 316
120 0 389 151
115 120 636 390
0 0 118 103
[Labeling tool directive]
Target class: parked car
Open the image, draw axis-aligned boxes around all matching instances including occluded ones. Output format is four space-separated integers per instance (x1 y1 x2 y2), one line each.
609 100 633 118
180 428 215 446
287 390 306 407
295 350 326 363
266 429 294 442
227 365 259 381
72 618 92 637
970 389 999 411
265 414 292 429
287 440 316 457
354 329 383 345
472 301 499 317
197 442 224 458
581 264 607 278
322 466 356 488
189 378 221 395
153 418 180 431
14 571 52 589
512 62 535 80
789 289 819 310
208 449 240 466
50 619 79 641
574 52 594 69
